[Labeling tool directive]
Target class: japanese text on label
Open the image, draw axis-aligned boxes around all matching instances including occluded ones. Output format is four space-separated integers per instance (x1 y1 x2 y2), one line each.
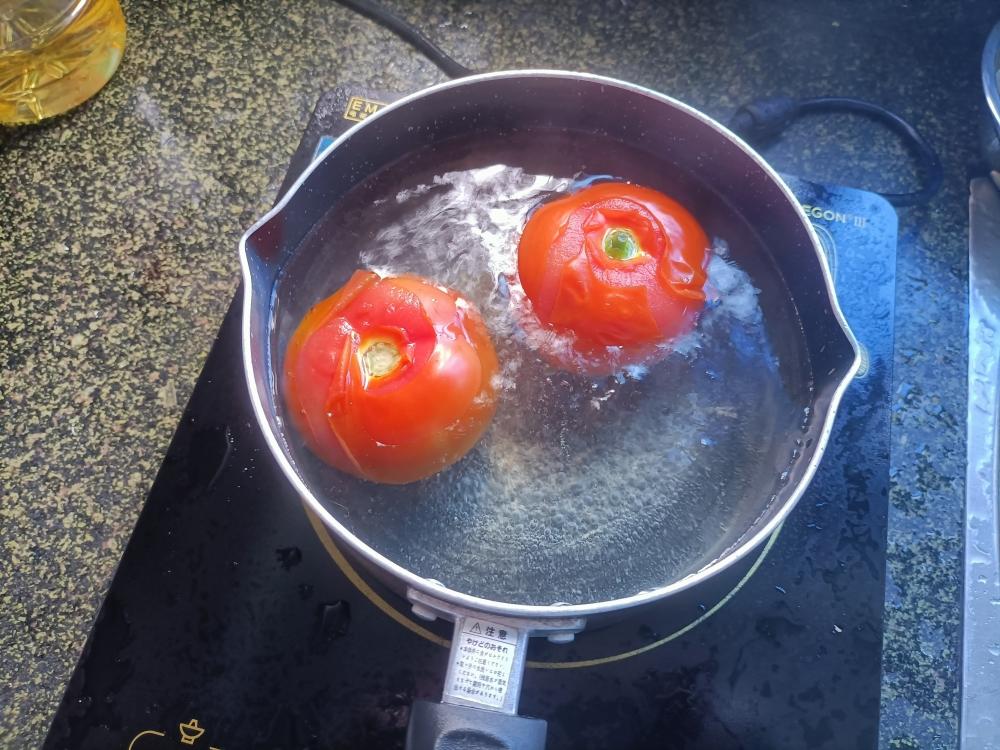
445 619 517 709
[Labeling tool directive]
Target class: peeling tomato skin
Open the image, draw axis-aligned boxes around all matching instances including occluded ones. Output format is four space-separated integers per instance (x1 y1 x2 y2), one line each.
284 271 499 484
517 182 710 373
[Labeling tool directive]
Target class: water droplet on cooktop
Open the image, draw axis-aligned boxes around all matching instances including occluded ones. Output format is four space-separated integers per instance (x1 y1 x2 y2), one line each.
186 424 234 490
317 600 351 643
275 546 302 570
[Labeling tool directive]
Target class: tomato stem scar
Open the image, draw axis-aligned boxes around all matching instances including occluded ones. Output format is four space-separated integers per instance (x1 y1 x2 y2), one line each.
603 228 643 261
361 339 403 380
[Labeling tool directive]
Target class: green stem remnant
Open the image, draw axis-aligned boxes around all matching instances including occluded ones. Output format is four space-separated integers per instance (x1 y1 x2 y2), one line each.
361 339 403 381
603 228 643 261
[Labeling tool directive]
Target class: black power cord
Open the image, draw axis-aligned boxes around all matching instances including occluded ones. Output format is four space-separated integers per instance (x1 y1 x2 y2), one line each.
729 95 942 207
333 0 942 208
333 0 474 79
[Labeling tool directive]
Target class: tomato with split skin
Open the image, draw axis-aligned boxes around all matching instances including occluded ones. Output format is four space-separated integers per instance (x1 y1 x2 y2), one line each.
283 271 499 485
516 182 711 374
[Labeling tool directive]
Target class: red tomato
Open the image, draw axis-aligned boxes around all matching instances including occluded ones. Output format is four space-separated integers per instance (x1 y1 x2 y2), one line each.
283 271 499 484
517 182 710 374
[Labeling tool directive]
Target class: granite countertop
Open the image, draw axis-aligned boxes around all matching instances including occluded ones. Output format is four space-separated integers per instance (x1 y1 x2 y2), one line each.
1 0 996 747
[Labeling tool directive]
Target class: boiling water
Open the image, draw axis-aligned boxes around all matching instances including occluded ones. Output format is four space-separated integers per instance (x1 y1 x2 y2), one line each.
273 131 812 606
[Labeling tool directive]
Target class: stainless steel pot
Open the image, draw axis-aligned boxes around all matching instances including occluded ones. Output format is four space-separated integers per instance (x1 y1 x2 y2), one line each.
964 22 1000 746
239 71 859 749
981 21 1000 172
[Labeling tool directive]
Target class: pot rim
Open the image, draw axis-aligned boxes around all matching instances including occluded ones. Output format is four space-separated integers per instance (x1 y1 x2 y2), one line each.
238 69 861 620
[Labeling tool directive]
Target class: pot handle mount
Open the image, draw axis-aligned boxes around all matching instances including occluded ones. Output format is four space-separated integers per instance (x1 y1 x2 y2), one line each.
404 589 585 750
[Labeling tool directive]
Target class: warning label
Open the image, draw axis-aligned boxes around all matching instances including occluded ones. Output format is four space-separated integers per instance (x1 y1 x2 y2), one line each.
444 619 518 709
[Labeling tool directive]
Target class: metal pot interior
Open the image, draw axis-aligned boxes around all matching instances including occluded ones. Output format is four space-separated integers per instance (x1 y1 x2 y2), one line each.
241 72 858 614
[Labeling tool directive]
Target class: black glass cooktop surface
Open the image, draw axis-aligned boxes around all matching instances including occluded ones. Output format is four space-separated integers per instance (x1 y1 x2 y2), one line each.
44 87 898 750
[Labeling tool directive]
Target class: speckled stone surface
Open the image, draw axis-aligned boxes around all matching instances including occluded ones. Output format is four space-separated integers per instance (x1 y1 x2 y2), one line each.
1 0 996 747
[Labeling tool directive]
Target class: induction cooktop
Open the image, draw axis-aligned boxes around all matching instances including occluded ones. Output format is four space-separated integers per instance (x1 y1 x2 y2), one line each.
43 85 898 750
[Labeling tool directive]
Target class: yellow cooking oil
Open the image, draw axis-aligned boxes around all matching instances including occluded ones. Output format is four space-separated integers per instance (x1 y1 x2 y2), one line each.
0 0 125 124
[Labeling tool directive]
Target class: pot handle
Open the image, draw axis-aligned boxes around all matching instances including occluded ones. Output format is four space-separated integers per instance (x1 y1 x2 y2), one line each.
403 590 585 750
405 700 546 750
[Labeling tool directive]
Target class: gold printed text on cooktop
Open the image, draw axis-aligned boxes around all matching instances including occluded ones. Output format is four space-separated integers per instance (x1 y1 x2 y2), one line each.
344 95 385 122
126 717 222 749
